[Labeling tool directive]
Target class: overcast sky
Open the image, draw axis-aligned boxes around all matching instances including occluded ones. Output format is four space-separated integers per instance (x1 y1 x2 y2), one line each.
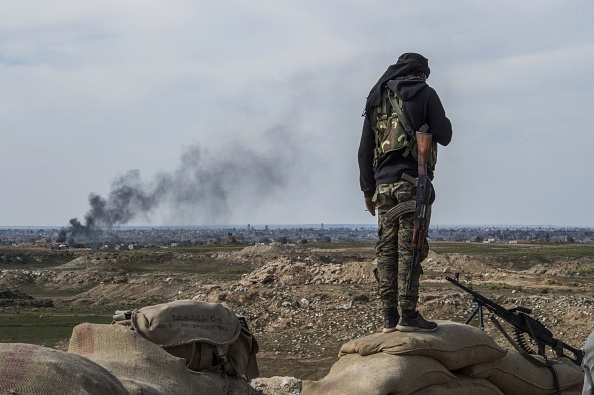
2 0 593 227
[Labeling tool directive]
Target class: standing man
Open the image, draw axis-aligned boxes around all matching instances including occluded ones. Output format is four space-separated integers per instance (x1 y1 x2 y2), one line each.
358 53 452 333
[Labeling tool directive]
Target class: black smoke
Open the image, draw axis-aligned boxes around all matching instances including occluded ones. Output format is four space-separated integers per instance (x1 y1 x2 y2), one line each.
61 127 304 241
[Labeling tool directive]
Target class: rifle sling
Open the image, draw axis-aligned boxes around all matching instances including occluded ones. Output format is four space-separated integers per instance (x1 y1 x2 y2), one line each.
388 94 429 135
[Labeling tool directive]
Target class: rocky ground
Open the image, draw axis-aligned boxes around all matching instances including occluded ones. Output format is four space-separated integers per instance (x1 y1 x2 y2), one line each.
1 242 594 382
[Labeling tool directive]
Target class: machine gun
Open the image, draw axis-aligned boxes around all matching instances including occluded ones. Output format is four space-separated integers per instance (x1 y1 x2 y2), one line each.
446 274 583 367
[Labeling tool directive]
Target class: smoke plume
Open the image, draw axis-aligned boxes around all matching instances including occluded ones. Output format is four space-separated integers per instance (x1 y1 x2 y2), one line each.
60 127 304 240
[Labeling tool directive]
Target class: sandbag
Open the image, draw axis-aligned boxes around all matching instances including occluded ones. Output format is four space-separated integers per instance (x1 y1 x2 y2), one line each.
459 349 584 395
132 299 241 347
301 352 456 395
131 299 259 379
0 343 128 395
410 373 504 395
339 320 507 370
68 322 258 395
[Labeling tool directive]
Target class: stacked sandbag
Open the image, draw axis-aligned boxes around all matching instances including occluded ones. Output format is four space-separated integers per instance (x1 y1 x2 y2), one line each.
338 320 507 370
302 352 457 395
459 348 584 395
0 343 128 395
303 320 584 395
410 373 504 395
68 322 259 395
302 320 507 395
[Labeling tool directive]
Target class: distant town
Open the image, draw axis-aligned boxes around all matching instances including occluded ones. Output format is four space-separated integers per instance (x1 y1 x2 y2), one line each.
1 224 593 249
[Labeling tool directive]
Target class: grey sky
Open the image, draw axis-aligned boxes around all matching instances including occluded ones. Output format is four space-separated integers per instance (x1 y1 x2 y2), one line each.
2 0 593 227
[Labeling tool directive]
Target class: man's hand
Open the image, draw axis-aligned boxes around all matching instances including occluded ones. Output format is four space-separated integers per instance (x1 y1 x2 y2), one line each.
364 197 376 217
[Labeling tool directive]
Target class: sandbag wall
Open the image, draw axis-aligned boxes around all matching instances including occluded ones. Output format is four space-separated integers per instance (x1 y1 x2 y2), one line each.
0 323 260 395
301 320 584 395
68 322 260 395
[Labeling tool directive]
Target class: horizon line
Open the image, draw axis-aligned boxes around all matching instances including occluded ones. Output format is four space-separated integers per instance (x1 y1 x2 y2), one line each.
2 224 594 229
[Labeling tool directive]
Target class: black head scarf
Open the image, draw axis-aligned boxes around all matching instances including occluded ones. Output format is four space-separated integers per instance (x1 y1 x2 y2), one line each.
364 52 430 115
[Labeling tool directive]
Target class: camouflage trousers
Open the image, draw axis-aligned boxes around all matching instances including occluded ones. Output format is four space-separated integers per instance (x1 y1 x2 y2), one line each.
373 181 431 311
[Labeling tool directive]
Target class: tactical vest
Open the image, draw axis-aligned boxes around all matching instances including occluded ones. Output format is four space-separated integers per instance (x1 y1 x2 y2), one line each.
372 88 438 170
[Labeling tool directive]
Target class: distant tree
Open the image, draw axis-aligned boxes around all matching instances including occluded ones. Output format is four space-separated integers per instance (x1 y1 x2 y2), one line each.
474 236 483 243
277 236 288 244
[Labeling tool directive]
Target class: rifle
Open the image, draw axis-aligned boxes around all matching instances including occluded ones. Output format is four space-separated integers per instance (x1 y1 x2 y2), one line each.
402 132 433 292
446 274 584 366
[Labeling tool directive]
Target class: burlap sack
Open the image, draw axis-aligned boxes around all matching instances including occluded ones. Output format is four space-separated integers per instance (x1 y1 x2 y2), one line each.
131 299 241 347
131 299 259 379
459 349 584 395
0 343 128 395
409 373 504 395
339 320 507 370
301 352 456 395
68 322 258 395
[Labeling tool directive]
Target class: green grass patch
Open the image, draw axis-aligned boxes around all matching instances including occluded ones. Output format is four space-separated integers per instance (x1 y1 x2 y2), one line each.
488 282 506 290
307 242 373 249
0 313 112 347
430 242 594 258
318 255 333 264
166 245 245 254
0 248 76 268
566 266 594 276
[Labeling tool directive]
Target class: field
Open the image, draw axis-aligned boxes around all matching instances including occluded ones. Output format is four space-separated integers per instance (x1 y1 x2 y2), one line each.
1 241 593 380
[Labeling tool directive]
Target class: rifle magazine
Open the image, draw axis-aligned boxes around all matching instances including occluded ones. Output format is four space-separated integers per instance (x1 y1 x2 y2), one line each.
384 200 416 222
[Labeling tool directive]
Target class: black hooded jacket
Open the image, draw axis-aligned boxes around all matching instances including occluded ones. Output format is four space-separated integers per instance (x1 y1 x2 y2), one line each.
358 74 452 198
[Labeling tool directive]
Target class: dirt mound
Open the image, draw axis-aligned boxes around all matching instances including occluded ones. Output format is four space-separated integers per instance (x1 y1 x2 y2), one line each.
238 244 292 256
424 251 496 274
239 257 375 287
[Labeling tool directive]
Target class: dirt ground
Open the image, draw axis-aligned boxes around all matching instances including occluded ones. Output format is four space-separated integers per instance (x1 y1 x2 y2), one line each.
1 242 593 381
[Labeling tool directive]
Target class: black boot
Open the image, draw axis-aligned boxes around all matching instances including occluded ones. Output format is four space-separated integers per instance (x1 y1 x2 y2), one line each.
383 307 400 333
396 310 438 332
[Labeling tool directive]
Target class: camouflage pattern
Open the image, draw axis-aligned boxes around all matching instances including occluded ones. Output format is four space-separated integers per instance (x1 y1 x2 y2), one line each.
372 89 438 171
372 90 413 169
371 89 437 170
373 181 430 310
